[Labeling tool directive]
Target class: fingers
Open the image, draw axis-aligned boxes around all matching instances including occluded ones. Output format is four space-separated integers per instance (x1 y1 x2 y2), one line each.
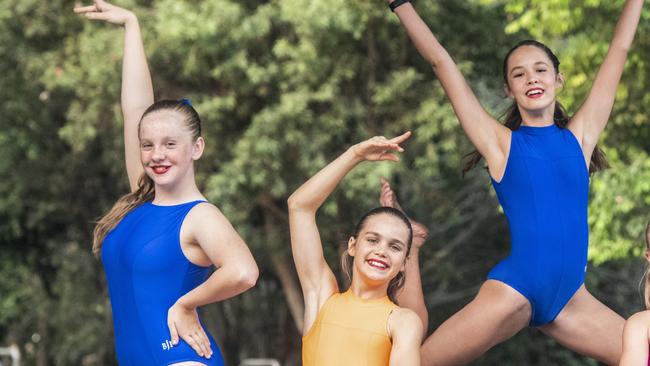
168 321 179 346
185 330 212 358
389 131 412 145
82 12 109 21
73 5 98 13
378 153 400 162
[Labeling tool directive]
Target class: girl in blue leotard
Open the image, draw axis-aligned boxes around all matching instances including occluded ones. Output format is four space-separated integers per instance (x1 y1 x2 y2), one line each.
619 220 650 366
75 1 258 365
387 0 644 364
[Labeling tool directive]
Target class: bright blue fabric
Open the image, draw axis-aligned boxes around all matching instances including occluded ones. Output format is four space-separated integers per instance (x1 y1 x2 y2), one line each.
488 124 589 326
102 200 224 365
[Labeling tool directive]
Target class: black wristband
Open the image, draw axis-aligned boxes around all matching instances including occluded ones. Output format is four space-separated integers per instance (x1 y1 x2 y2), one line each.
389 0 410 12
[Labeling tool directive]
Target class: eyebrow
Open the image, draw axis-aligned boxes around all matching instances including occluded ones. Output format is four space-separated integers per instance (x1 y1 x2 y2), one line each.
510 61 550 74
364 231 406 247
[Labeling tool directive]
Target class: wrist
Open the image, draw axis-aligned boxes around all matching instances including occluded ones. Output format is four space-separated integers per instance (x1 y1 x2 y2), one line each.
123 12 138 28
347 145 366 164
175 297 196 311
389 0 410 12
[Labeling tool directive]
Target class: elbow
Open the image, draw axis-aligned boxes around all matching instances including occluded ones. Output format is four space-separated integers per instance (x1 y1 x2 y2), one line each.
287 194 309 212
237 263 259 291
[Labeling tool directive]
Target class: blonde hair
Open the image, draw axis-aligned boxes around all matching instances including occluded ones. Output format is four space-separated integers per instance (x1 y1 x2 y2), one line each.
92 174 155 255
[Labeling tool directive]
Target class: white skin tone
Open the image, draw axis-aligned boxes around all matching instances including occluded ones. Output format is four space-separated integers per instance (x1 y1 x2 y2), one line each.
75 2 259 364
619 229 650 366
380 178 429 337
389 0 644 364
288 132 423 366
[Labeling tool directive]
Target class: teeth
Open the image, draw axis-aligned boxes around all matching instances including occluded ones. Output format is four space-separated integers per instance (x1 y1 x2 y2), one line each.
367 260 388 269
527 89 543 96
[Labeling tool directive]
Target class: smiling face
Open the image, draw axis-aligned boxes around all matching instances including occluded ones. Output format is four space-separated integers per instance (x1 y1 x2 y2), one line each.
138 110 204 189
348 213 411 288
505 45 564 116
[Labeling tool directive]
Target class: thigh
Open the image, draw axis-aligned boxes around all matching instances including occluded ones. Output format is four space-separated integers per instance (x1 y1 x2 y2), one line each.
538 285 624 366
421 280 532 366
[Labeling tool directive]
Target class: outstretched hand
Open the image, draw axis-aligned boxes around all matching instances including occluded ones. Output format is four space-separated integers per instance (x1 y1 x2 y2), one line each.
379 178 428 249
167 301 213 359
74 0 136 26
352 131 411 162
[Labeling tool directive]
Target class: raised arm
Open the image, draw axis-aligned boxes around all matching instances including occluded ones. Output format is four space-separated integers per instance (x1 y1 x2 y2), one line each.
75 0 154 191
379 178 428 338
619 311 650 366
570 0 644 161
388 1 510 177
287 132 411 335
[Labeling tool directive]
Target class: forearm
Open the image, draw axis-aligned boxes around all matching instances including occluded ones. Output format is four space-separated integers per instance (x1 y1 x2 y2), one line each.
121 15 153 119
610 0 644 52
177 263 258 309
391 2 450 68
396 247 428 337
288 148 363 212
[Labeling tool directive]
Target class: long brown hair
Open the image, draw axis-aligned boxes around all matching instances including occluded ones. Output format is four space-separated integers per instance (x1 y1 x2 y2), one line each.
340 207 413 303
92 99 202 256
463 40 608 175
643 221 650 309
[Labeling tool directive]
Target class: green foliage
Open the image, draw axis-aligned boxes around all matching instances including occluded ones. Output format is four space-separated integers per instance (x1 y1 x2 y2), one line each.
1 0 648 365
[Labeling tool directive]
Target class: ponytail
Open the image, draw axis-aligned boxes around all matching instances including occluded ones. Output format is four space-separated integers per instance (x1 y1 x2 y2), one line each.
92 174 155 256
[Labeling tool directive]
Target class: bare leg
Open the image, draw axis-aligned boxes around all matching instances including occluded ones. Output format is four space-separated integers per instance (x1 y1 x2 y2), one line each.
421 280 531 366
538 285 624 365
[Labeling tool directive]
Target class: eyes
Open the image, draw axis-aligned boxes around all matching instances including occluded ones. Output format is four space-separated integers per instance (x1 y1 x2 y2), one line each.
365 236 404 252
140 141 178 150
512 68 548 78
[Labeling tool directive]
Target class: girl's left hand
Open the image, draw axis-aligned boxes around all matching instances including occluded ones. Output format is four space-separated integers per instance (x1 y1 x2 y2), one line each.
167 301 213 359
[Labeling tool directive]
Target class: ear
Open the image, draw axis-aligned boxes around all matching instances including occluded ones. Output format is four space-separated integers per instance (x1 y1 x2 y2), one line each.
347 236 357 256
645 250 650 264
400 258 407 272
192 137 205 160
504 83 514 99
555 72 565 89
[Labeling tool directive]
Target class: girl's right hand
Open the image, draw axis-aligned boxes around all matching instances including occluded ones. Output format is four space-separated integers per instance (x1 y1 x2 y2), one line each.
351 131 411 162
74 0 136 26
379 178 429 249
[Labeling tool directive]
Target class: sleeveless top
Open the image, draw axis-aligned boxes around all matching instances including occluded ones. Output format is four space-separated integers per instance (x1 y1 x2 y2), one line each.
302 289 399 366
102 200 224 365
487 124 589 326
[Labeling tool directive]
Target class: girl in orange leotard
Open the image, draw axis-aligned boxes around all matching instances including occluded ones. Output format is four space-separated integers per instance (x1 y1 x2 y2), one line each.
288 133 427 366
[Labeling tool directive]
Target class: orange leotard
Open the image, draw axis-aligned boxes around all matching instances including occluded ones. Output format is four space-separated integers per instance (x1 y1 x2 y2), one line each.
302 289 399 366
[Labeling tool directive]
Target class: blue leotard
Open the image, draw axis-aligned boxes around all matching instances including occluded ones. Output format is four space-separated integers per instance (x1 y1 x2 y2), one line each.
488 124 589 326
102 200 224 365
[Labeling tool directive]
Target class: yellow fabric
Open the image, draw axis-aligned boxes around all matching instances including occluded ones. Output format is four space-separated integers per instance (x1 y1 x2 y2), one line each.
302 289 399 366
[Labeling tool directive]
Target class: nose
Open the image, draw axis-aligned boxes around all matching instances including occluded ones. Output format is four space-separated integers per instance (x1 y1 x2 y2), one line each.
374 243 388 256
526 76 539 85
151 146 166 161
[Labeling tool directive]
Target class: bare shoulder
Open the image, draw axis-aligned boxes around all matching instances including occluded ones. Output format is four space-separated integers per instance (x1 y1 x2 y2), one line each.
627 310 650 326
185 202 227 224
183 201 235 239
389 307 422 337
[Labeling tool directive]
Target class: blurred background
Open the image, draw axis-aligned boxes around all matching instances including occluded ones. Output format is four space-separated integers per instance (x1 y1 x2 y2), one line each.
1 0 649 365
